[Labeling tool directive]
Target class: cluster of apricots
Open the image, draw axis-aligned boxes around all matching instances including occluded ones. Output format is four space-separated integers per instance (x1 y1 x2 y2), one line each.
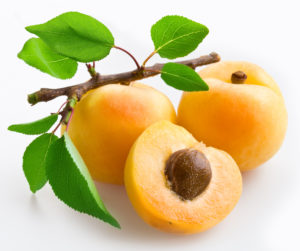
64 61 287 234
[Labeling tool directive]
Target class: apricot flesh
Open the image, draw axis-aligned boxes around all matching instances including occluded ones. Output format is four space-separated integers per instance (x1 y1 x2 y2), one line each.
124 120 242 234
178 61 288 171
66 82 176 184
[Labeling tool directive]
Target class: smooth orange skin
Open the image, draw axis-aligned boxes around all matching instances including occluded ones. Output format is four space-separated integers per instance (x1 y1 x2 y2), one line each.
125 121 242 234
66 82 176 184
178 61 288 171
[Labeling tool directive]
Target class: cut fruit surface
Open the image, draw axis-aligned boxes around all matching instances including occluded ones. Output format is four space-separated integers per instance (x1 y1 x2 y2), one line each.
125 120 242 234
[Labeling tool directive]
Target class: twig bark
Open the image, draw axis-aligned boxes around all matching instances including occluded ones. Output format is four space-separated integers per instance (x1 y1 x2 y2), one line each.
28 52 220 105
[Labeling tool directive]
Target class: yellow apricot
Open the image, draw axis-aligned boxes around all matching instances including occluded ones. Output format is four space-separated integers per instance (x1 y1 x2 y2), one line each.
178 61 288 171
66 82 176 184
125 120 242 234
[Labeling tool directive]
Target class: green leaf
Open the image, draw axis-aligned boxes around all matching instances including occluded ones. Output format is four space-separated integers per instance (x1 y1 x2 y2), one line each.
26 12 114 62
161 63 209 91
45 133 120 228
8 114 58 135
151 15 209 59
23 133 58 193
18 38 78 79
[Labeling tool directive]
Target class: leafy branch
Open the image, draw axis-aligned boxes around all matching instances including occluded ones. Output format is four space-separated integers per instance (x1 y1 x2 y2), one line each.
28 52 220 105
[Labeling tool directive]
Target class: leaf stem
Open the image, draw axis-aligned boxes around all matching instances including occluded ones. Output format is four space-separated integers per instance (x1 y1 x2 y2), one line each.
52 120 62 134
113 46 141 70
142 50 157 68
57 100 69 114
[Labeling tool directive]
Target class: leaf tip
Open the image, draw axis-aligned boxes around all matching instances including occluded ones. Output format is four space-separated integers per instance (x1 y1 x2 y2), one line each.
203 25 209 36
7 125 14 132
25 25 35 33
17 51 22 60
7 124 20 133
110 216 121 229
30 187 37 194
202 82 209 91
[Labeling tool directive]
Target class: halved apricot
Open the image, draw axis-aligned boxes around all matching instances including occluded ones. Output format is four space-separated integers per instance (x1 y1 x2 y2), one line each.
124 120 242 234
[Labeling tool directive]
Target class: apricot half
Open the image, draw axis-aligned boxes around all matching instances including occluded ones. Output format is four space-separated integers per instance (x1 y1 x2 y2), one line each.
178 61 288 171
124 120 242 234
66 82 176 184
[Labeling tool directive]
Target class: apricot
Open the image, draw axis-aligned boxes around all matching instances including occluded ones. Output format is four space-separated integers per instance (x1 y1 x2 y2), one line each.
124 120 242 234
66 82 176 184
177 61 288 171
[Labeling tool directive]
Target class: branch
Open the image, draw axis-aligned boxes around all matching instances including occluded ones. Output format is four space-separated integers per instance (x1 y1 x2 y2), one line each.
28 52 220 105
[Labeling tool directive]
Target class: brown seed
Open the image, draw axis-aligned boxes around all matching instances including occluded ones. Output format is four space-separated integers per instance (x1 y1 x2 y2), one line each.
231 71 247 84
165 148 212 200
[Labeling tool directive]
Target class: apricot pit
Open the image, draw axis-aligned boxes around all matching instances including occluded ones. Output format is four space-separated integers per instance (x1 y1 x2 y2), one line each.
165 148 212 201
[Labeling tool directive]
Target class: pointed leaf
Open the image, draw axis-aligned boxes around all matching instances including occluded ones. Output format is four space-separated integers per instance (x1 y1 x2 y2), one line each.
18 38 78 79
46 133 120 228
26 12 114 62
161 63 209 91
8 114 58 135
23 133 58 193
151 15 209 59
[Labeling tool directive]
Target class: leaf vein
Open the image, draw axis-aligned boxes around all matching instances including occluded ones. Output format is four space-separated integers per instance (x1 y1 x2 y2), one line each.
156 30 204 53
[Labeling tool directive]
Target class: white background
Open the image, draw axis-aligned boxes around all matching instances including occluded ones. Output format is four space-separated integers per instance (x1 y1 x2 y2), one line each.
1 0 299 250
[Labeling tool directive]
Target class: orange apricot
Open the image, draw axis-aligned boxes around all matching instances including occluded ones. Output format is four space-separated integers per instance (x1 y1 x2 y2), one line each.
124 120 242 234
65 82 176 184
178 61 288 171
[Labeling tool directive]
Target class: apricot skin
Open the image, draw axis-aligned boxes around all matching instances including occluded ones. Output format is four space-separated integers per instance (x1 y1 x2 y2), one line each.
177 61 288 171
125 121 242 234
66 83 176 184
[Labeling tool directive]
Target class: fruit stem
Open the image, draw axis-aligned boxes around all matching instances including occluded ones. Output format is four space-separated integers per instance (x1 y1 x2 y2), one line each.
231 71 247 84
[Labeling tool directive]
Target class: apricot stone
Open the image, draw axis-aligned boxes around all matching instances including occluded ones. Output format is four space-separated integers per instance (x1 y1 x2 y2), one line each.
66 82 176 184
124 120 242 234
178 61 288 171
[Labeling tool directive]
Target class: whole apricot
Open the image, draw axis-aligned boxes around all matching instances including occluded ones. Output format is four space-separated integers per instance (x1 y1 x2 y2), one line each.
66 82 176 184
125 120 242 234
177 61 287 171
